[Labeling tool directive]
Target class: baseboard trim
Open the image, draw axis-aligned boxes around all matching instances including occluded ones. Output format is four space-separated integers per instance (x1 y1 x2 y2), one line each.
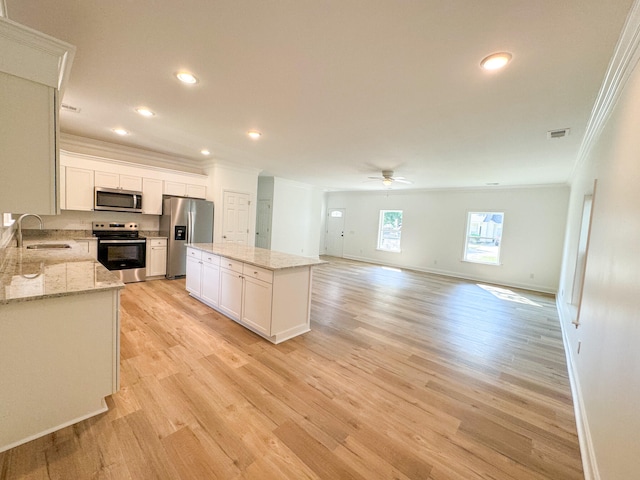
0 398 109 454
556 297 600 480
340 254 557 294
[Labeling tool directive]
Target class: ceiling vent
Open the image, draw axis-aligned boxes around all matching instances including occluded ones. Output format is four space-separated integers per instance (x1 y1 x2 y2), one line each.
61 103 81 113
547 128 570 139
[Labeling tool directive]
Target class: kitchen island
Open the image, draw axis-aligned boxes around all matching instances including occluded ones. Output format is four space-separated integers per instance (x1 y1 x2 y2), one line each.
0 241 123 453
186 244 325 344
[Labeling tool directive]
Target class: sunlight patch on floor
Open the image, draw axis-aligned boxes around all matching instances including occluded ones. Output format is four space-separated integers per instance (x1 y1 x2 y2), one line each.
477 284 542 307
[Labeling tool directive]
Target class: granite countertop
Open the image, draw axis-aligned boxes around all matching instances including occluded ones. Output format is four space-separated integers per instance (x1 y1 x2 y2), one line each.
0 240 124 305
187 244 326 270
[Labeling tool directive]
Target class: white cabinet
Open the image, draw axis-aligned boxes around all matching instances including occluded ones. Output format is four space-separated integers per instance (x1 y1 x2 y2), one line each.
219 257 243 319
65 167 94 211
94 171 142 191
0 18 74 215
187 184 207 199
142 178 163 215
164 181 206 199
242 273 273 336
146 238 167 278
186 248 220 306
0 71 57 215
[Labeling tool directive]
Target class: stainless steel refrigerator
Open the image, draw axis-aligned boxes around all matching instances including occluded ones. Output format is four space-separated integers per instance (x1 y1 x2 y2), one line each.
159 195 214 279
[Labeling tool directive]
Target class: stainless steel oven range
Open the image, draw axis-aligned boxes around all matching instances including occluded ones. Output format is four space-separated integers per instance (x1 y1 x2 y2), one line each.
93 222 146 283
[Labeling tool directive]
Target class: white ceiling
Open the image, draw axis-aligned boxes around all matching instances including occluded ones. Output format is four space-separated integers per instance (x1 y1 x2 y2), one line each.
5 0 634 191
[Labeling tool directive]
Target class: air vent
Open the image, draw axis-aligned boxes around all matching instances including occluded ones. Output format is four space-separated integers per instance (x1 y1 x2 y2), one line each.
547 128 570 139
61 103 81 113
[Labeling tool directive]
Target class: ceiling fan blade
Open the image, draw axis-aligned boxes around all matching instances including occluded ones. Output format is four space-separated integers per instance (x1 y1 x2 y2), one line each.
367 176 384 180
394 178 413 184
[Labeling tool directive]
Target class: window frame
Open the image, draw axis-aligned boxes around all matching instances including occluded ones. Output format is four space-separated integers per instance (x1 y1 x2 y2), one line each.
377 209 403 253
463 211 504 265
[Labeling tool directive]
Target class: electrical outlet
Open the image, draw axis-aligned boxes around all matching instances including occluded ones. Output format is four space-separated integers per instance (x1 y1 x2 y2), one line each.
530 273 534 279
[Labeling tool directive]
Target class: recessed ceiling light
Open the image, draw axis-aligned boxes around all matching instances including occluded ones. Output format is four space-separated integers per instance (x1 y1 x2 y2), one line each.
135 107 155 117
176 71 198 84
247 130 262 139
200 149 210 156
480 52 512 71
112 128 129 136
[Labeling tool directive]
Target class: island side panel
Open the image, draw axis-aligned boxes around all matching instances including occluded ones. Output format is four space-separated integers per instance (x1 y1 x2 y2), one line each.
0 289 119 452
271 266 312 341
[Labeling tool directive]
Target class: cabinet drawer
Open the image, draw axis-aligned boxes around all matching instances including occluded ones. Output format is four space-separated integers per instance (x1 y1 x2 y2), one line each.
220 257 243 274
149 238 167 247
243 264 274 284
187 248 201 260
202 253 220 265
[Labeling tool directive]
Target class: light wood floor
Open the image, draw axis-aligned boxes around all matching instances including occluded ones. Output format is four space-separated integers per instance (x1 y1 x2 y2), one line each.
0 257 583 479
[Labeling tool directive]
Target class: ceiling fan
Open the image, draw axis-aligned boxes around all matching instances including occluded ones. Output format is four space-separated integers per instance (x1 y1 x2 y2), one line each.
368 170 413 187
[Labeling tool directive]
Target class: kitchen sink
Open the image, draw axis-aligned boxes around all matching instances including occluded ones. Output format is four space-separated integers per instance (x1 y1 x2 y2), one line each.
26 243 72 249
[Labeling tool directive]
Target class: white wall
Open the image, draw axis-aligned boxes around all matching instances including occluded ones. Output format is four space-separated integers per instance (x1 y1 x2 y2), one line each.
557 9 640 477
270 178 323 258
207 163 259 245
326 186 569 293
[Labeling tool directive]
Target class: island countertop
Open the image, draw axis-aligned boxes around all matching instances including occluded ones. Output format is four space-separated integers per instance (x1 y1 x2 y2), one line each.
0 240 124 304
187 243 326 270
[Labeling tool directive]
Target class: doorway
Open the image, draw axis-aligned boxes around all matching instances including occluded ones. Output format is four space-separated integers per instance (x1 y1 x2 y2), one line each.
326 208 345 257
255 199 272 249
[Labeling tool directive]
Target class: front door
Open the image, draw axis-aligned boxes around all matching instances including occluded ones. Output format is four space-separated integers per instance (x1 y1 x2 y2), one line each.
326 208 345 257
222 191 250 244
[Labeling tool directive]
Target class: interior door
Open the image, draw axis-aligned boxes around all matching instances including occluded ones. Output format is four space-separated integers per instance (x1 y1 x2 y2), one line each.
326 208 345 257
255 199 272 249
222 191 250 244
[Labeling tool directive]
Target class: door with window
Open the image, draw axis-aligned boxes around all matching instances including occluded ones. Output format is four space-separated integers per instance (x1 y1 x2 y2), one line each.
326 208 345 257
222 191 250 244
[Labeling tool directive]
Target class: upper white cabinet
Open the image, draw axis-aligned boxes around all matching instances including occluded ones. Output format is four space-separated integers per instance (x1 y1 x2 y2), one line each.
0 18 75 215
142 178 163 215
59 151 208 213
94 171 142 192
164 181 206 199
65 167 94 211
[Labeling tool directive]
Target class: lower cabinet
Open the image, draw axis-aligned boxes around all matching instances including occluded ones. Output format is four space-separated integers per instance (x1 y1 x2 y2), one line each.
186 247 312 343
186 249 221 307
146 237 167 278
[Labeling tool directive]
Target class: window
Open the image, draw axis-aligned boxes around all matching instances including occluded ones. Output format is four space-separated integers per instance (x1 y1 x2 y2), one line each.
464 212 504 265
378 210 402 252
330 210 343 218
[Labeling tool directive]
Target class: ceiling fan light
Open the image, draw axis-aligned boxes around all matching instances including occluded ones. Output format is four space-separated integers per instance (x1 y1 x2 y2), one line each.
382 178 393 186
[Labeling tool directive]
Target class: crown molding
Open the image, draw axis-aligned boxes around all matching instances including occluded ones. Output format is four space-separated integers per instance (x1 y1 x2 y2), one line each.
571 0 640 181
60 133 208 175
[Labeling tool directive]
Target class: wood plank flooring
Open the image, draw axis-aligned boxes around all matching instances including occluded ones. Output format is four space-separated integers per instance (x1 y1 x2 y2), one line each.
0 256 583 479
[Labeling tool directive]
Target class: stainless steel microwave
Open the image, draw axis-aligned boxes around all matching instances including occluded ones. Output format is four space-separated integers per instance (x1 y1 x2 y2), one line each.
94 187 143 213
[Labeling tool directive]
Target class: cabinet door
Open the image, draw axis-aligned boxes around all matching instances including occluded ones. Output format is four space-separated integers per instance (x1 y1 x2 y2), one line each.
120 175 142 192
186 184 206 199
242 276 273 336
94 171 119 189
164 181 186 196
0 72 56 214
142 178 163 215
219 268 243 320
201 262 220 307
65 167 94 211
185 256 202 295
148 246 167 277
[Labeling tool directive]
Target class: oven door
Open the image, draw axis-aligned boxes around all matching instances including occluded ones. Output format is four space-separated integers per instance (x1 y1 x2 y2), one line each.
97 238 146 271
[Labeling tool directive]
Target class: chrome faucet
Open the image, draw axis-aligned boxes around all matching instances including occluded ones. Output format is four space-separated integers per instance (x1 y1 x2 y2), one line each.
17 214 43 247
